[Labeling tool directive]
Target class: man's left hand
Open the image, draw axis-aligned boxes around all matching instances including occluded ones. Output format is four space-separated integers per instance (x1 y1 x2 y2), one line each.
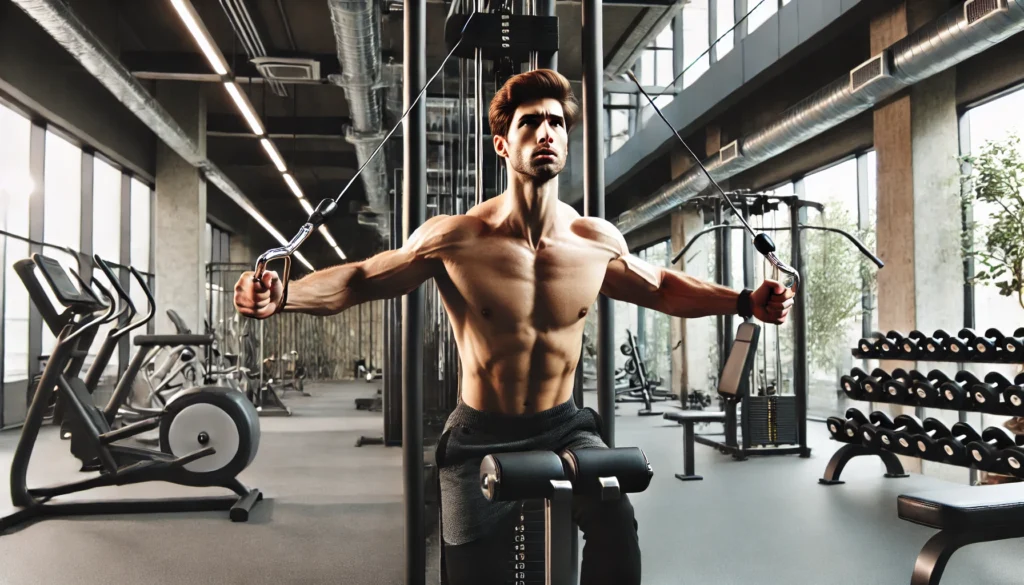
751 279 795 325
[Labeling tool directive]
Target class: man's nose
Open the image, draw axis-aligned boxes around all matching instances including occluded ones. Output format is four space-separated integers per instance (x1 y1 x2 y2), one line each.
537 124 554 143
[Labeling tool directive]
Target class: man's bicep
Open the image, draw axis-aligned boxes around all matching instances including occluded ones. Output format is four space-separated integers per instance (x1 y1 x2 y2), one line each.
601 256 664 309
356 247 439 300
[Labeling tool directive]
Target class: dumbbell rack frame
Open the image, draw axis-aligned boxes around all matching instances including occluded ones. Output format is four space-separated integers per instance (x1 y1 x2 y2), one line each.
819 331 1024 485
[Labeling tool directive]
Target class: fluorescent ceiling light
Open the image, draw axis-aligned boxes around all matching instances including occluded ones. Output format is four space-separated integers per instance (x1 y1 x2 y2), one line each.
299 198 315 216
333 246 348 261
169 0 228 75
260 139 287 172
294 251 314 271
318 225 338 248
223 82 264 136
283 173 304 198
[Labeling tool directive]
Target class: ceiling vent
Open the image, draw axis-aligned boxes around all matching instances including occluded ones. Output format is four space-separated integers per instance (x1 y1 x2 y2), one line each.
965 0 1008 26
849 53 891 93
251 57 321 82
719 140 740 164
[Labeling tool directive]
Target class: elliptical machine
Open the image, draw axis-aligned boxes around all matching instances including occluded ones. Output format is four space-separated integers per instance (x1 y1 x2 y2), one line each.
1 254 263 533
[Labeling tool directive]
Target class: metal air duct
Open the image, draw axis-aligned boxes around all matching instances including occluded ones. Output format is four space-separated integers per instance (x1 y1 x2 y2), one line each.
616 0 1024 234
327 0 391 238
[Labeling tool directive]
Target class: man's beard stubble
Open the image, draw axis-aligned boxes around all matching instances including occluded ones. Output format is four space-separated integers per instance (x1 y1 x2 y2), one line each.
509 152 565 183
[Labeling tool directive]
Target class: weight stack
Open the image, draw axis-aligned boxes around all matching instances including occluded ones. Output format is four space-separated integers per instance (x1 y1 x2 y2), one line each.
509 499 547 584
747 396 799 446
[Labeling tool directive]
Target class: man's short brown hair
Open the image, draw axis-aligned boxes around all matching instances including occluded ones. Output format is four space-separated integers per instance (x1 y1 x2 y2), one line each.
488 69 579 138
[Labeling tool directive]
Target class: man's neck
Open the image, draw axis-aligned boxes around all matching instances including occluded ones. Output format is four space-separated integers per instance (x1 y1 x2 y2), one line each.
503 172 559 247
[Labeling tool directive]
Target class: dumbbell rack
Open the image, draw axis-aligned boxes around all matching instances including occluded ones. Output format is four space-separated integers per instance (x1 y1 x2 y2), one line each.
818 328 1024 485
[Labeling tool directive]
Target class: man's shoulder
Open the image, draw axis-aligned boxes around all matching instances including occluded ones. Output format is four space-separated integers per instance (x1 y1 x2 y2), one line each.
567 215 628 256
410 214 488 256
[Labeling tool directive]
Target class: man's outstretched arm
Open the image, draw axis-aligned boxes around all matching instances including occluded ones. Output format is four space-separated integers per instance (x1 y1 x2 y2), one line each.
236 214 465 318
573 217 793 324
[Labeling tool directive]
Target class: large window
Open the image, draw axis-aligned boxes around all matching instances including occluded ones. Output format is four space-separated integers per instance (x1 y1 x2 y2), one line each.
638 22 677 129
961 86 1024 432
681 1 709 88
715 0 735 59
87 156 123 383
1 104 33 386
130 177 153 343
41 131 83 352
747 0 778 34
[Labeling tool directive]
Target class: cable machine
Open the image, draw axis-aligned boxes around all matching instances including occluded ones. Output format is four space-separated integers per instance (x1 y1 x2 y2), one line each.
672 192 883 459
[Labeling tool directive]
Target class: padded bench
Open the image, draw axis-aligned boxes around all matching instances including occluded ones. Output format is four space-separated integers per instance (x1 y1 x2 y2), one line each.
663 410 727 481
898 483 1024 585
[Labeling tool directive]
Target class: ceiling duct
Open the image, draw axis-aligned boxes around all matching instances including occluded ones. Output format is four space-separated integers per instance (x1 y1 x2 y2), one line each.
617 0 1024 234
217 0 288 96
251 57 321 83
327 0 390 238
6 0 313 269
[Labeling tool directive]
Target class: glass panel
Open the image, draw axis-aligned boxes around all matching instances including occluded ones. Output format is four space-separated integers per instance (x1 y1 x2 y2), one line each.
130 178 151 272
42 131 83 352
655 21 673 49
682 0 710 88
747 0 778 34
1 104 33 383
655 51 675 88
640 51 656 87
88 157 123 383
964 87 1024 432
715 0 735 58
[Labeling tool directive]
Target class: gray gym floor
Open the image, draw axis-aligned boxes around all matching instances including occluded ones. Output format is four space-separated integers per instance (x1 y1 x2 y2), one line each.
0 381 1020 585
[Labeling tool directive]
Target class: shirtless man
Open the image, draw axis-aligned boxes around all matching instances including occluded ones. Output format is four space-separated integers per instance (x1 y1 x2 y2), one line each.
234 69 794 585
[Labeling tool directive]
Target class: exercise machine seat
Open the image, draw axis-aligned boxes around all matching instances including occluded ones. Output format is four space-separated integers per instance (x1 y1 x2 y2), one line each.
898 483 1024 530
663 410 727 424
134 334 214 347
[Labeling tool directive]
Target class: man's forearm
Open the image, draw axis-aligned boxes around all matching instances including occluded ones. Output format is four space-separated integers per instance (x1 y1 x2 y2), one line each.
282 263 363 316
657 268 740 319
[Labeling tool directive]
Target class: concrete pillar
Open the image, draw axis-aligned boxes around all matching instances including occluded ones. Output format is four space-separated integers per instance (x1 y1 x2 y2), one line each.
153 81 206 334
670 208 709 404
870 0 964 478
229 232 254 266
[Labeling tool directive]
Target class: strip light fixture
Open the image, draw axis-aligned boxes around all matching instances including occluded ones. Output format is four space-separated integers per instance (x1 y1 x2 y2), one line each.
168 0 349 264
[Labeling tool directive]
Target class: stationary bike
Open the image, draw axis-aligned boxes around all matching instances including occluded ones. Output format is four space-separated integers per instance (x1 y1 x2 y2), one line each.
0 254 263 533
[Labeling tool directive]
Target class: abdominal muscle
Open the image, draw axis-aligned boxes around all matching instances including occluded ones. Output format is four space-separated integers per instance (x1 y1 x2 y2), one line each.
454 324 585 415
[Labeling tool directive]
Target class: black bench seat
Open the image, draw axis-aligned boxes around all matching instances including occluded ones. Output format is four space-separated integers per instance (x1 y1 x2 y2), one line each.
898 483 1024 584
663 410 727 481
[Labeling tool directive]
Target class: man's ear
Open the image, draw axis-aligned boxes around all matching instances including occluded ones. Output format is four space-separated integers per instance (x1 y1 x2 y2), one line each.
493 134 508 159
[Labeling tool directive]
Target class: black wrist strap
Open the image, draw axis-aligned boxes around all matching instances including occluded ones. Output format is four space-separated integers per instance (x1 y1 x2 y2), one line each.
737 289 753 319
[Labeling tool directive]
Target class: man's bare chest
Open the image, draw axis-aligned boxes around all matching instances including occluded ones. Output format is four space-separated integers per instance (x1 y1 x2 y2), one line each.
437 237 613 328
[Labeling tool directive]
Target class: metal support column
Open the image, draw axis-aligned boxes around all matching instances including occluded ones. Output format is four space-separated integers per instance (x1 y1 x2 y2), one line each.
583 0 612 447
536 0 557 70
474 0 485 206
791 203 810 458
403 0 427 581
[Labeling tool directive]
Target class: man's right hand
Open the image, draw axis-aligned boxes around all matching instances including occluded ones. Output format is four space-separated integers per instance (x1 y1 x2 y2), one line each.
234 271 284 319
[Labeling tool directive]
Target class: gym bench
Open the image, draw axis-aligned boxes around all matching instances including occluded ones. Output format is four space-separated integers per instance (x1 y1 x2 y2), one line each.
898 483 1024 584
663 411 727 481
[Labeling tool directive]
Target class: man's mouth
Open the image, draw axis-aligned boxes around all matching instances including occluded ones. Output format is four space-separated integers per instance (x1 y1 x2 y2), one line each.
534 149 557 159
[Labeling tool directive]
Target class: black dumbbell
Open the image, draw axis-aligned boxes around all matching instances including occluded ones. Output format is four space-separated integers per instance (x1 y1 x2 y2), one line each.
913 418 952 461
840 368 871 401
882 369 924 404
938 371 979 410
1003 374 1024 415
966 426 1021 472
879 414 924 454
936 422 983 466
833 408 870 444
999 444 1024 478
861 411 896 449
877 331 906 358
900 330 927 359
922 330 950 360
971 329 1003 361
970 372 1011 411
856 332 884 357
859 368 891 401
1000 327 1024 358
911 370 951 406
943 329 977 360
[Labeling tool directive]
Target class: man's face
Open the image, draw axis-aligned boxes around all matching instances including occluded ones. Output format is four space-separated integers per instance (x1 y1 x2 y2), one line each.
494 98 568 182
